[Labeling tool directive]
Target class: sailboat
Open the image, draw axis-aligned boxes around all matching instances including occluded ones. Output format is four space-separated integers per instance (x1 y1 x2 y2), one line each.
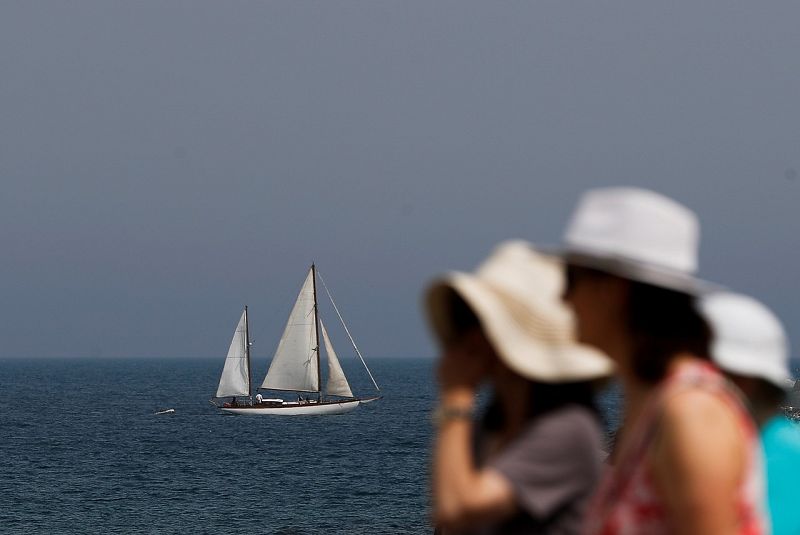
211 264 380 415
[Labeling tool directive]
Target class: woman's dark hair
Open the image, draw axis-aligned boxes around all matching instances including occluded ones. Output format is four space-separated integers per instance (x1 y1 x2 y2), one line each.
626 281 712 383
483 380 599 431
752 378 787 412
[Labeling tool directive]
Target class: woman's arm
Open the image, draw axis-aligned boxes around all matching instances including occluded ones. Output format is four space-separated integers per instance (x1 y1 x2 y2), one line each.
433 335 517 530
434 387 516 529
651 388 746 535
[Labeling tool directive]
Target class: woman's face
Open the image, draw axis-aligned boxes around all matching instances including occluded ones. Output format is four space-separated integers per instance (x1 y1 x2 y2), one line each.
563 265 628 357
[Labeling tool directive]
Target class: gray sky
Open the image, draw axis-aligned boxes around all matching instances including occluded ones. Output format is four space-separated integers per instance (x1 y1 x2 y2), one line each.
1 2 799 360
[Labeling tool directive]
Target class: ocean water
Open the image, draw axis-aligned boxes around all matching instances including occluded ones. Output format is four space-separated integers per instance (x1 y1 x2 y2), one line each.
0 357 621 535
1 358 438 534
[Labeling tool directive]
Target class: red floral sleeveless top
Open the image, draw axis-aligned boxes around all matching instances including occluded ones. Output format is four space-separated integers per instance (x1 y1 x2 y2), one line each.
584 361 767 535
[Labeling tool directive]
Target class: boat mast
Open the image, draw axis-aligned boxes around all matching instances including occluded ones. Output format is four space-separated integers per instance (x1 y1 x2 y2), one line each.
311 263 322 401
245 305 252 400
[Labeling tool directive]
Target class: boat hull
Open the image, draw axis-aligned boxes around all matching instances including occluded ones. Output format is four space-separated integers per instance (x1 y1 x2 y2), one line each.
220 399 360 416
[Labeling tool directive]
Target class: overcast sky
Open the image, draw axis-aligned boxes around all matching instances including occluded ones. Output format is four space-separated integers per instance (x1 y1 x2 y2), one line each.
2 2 799 361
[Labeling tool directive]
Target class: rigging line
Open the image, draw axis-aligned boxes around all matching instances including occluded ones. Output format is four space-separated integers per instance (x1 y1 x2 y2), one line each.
317 270 381 392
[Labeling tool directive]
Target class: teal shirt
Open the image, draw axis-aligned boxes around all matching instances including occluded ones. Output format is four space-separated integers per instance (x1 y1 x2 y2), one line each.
762 415 800 535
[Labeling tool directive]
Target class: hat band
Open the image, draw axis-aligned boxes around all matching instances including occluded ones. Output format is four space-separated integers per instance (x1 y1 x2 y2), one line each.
563 250 713 294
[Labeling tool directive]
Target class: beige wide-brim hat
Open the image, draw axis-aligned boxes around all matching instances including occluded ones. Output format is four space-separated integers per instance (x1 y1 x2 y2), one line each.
554 187 719 295
425 240 613 383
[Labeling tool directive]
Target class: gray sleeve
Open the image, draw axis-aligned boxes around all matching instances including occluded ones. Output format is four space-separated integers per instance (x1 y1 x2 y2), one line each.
487 406 604 520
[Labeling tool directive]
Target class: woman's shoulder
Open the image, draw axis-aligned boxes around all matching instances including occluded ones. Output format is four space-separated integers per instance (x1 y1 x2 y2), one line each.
660 383 745 430
490 404 605 504
519 404 603 453
652 385 750 493
657 385 748 458
659 359 753 437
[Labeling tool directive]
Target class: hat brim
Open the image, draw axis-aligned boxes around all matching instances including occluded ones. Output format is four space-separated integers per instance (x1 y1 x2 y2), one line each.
538 245 722 295
714 342 794 391
426 273 614 383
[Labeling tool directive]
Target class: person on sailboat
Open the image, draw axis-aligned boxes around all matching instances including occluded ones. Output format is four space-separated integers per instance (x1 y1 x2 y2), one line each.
558 188 767 534
425 241 613 534
701 292 800 535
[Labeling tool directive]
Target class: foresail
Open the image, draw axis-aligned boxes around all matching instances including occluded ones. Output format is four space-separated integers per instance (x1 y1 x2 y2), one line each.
318 270 380 392
216 310 250 398
321 320 353 398
261 269 320 392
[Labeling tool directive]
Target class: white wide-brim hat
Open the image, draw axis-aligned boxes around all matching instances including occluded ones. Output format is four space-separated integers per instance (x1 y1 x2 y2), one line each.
556 187 718 294
425 240 614 383
700 292 793 390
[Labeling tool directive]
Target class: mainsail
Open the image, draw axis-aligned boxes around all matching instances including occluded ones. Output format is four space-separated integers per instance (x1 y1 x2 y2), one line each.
320 320 353 398
260 268 320 392
215 309 250 398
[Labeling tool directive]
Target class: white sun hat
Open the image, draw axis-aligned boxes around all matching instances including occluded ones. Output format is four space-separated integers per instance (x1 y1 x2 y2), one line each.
700 292 793 390
425 240 613 383
560 187 717 294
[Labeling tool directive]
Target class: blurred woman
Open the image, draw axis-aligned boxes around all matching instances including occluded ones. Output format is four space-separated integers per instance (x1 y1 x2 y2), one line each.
701 292 800 535
426 241 613 534
558 188 767 534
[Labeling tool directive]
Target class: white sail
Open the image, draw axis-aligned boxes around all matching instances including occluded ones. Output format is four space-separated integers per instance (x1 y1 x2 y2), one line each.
215 310 250 398
261 268 320 392
320 320 353 398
